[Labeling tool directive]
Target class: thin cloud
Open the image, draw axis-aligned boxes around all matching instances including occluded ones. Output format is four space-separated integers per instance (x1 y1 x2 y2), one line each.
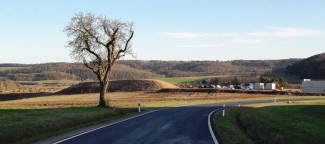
177 43 229 48
271 26 323 37
161 32 238 38
177 39 262 48
248 32 270 37
232 38 262 44
248 26 324 38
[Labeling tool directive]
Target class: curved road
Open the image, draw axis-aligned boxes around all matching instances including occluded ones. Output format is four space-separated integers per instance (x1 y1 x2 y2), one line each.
52 98 325 144
56 105 219 144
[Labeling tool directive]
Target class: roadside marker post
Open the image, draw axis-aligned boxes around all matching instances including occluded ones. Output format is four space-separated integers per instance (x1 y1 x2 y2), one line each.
138 100 141 113
274 97 277 103
185 96 187 104
238 101 241 107
222 104 226 117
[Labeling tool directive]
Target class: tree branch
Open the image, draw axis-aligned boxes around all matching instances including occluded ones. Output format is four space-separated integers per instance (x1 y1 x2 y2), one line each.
105 28 119 63
79 17 106 47
83 40 102 64
102 25 113 38
83 59 98 75
113 30 134 63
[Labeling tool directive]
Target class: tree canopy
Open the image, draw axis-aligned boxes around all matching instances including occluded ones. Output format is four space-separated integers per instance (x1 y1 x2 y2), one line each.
64 13 134 107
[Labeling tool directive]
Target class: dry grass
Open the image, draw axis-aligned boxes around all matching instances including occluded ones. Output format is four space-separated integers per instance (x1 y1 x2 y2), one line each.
0 92 321 108
152 79 179 88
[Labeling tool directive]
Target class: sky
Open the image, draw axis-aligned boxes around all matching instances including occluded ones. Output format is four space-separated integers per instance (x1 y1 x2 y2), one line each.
1 0 325 64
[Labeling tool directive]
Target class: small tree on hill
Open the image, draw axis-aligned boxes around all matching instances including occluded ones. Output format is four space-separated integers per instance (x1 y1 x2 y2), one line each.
232 76 242 85
64 13 134 107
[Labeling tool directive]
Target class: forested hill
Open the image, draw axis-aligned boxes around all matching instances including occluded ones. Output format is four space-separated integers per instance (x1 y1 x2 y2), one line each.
287 53 325 79
0 59 300 82
0 63 164 81
119 59 300 77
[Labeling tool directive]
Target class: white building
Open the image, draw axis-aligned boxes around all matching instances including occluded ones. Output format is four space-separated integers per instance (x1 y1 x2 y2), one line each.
254 83 264 90
266 83 276 90
302 80 325 93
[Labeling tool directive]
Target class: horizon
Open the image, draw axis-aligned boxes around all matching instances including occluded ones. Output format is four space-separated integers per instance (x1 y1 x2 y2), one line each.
1 0 325 64
0 57 306 65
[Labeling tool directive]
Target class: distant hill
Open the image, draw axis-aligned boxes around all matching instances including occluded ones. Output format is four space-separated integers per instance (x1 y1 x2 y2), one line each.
287 53 325 79
0 63 164 81
119 59 300 77
0 59 301 83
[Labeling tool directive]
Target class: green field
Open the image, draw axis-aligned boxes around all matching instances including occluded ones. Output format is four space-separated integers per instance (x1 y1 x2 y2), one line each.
157 75 235 84
0 107 139 144
215 100 325 144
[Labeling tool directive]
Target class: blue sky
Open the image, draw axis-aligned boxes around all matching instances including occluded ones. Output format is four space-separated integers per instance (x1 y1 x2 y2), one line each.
1 0 325 63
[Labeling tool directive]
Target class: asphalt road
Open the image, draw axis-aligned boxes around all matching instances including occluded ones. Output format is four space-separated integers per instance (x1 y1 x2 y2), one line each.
53 98 325 144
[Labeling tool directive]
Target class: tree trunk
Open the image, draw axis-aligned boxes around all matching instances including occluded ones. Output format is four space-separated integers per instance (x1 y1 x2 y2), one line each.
98 81 109 107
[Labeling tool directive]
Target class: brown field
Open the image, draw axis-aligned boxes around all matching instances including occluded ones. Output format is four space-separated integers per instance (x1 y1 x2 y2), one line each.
0 91 317 108
0 80 322 108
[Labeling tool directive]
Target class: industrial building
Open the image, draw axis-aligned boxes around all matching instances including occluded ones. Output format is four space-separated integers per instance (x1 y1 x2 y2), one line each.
266 83 276 90
254 83 264 90
302 80 325 93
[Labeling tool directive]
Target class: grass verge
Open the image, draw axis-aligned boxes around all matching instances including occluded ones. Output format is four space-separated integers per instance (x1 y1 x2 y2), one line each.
0 107 140 144
214 101 325 144
214 108 254 144
112 96 323 108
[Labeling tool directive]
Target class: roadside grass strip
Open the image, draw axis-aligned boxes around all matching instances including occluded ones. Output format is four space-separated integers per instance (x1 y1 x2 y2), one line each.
0 107 138 144
214 101 325 144
214 108 254 144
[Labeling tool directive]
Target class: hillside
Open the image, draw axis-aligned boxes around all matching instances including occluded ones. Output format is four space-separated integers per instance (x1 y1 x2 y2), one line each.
119 59 300 77
0 63 164 82
0 59 301 83
287 53 325 79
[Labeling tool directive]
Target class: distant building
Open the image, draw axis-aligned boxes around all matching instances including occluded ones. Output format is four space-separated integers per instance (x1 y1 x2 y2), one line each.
240 83 254 90
302 80 325 93
266 83 276 90
254 83 264 90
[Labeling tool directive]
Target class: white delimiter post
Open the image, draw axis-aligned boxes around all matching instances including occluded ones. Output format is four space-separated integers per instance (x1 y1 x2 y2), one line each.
185 96 187 104
222 104 226 117
138 100 141 113
274 97 277 103
238 101 241 107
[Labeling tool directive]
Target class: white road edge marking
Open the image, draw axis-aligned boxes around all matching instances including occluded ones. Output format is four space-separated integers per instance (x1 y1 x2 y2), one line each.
52 109 162 144
208 108 221 144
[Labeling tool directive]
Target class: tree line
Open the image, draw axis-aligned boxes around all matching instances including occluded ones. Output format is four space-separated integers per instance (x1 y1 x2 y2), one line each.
0 58 301 82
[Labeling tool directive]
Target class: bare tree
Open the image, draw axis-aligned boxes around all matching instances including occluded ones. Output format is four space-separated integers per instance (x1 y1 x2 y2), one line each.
64 13 134 107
